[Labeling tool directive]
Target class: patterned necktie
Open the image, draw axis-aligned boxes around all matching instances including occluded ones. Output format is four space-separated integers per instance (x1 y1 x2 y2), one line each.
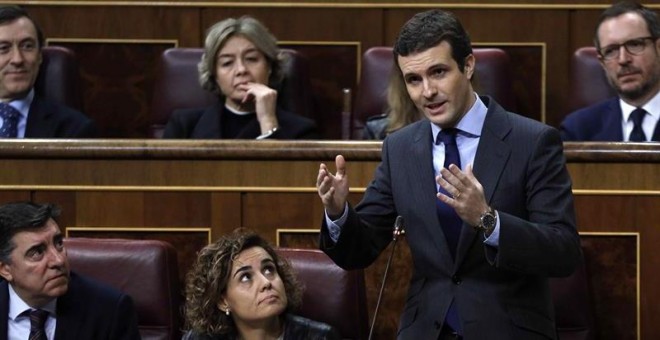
29 309 49 340
629 108 647 142
435 128 463 335
0 102 20 138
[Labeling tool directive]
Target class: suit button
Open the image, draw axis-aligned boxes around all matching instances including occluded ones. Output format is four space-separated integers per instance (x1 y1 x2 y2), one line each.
452 275 461 284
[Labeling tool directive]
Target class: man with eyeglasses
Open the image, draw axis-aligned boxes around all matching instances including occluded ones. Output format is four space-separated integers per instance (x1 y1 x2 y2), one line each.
560 1 660 142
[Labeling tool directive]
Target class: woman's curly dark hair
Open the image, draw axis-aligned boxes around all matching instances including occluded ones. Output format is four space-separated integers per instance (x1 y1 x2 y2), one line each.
183 228 302 336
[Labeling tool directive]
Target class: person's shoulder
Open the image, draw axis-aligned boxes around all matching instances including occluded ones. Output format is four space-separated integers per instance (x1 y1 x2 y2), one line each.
170 107 208 122
33 96 92 122
363 113 389 140
285 314 342 339
562 97 619 124
67 271 126 301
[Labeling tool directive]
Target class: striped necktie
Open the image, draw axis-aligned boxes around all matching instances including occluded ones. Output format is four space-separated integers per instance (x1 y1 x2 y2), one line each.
28 309 49 340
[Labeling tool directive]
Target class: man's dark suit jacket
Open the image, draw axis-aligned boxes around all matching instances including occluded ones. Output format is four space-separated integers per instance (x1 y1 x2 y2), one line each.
162 102 320 139
560 97 660 141
320 96 581 339
25 96 98 138
0 272 140 340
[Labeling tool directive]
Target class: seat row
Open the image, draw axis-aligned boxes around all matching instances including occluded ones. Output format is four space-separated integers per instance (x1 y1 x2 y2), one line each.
39 46 611 140
64 237 593 340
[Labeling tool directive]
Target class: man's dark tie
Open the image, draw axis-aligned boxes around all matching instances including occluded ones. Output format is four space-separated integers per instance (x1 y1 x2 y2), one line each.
629 108 647 142
435 128 463 336
28 309 49 340
0 102 19 138
436 128 462 258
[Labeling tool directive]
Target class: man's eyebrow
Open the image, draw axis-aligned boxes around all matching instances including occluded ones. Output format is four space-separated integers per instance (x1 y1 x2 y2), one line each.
24 242 45 256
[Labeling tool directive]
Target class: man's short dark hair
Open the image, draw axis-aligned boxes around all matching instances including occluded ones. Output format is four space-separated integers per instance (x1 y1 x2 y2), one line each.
393 9 473 72
594 1 660 50
0 202 61 263
0 5 45 49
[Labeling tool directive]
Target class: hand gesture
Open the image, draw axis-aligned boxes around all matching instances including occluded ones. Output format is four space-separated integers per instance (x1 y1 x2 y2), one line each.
317 155 349 219
238 82 279 133
436 164 490 226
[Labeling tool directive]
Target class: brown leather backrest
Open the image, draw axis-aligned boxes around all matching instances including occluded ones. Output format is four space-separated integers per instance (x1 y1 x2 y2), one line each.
150 48 314 138
568 47 617 113
353 46 516 134
276 248 368 339
64 238 182 340
550 250 595 340
35 46 83 111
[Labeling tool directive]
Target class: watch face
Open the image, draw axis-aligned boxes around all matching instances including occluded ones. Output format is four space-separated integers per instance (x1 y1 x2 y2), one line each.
482 213 496 229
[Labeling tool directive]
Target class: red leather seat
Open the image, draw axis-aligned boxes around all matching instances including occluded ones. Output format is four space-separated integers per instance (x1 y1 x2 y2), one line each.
64 238 182 340
150 48 315 138
276 248 368 340
35 46 83 111
352 47 516 137
550 250 595 340
568 47 617 114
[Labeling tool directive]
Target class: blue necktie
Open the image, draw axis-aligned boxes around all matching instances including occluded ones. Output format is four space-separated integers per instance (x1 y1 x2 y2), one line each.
435 128 463 335
629 108 647 142
436 128 462 258
0 103 19 138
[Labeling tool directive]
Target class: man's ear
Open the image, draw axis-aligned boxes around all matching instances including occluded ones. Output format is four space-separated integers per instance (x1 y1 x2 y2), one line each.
0 262 13 282
464 54 476 80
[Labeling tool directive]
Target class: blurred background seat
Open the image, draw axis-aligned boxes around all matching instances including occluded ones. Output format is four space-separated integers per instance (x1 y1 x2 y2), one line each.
36 46 83 111
351 46 516 138
150 47 315 138
567 46 616 114
65 238 182 340
550 250 595 340
277 248 368 340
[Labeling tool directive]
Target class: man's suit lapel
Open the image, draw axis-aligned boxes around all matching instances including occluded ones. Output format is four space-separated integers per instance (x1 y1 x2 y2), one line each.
24 96 53 137
410 122 455 269
599 99 624 141
1 281 9 340
455 98 512 269
53 275 83 340
651 118 660 141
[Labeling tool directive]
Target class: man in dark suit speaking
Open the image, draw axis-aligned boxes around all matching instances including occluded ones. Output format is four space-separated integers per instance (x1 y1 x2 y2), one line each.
561 1 660 142
316 9 581 340
0 5 97 138
0 202 140 340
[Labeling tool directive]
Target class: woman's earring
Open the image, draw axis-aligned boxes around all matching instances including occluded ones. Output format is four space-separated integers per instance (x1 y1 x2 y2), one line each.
225 308 230 316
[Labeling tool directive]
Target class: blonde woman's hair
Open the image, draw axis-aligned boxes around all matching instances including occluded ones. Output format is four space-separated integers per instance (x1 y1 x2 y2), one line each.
198 16 285 95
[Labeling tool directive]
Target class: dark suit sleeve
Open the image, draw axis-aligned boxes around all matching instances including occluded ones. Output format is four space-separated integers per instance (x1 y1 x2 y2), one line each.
494 128 581 277
320 138 398 270
559 114 580 141
108 293 141 340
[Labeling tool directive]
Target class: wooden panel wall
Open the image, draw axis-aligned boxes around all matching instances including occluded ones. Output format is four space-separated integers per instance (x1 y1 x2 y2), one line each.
0 140 657 339
18 3 660 138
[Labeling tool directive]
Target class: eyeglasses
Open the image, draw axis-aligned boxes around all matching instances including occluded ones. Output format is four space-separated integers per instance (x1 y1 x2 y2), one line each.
599 36 657 60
